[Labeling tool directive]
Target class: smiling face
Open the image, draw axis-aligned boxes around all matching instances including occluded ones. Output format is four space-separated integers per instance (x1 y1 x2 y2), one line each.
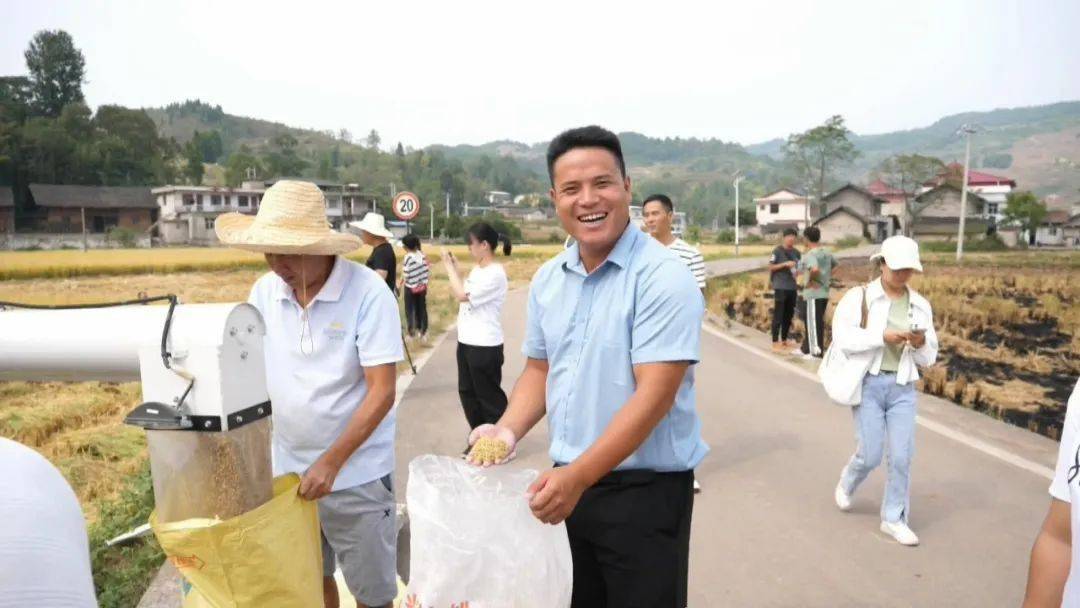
549 147 632 259
642 200 672 237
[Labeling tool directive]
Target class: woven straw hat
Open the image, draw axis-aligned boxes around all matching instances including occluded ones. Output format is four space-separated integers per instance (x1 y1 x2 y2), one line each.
215 180 360 255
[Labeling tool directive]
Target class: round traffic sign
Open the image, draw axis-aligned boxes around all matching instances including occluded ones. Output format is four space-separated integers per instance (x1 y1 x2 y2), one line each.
392 191 421 221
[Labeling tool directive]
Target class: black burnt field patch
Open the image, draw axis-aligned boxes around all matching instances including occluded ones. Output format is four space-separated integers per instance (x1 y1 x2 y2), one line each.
968 318 1072 351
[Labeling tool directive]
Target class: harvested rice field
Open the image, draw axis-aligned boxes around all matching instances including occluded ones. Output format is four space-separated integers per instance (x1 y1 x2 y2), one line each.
707 251 1080 439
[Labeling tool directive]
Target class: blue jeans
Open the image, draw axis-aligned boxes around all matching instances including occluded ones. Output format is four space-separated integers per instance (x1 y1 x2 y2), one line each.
839 373 917 523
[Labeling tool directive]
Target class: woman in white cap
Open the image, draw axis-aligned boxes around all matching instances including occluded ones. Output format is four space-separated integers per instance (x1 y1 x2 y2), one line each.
216 181 403 608
831 235 938 546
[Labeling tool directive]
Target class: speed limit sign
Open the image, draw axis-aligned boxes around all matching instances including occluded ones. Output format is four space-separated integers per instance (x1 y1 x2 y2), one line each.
392 191 421 221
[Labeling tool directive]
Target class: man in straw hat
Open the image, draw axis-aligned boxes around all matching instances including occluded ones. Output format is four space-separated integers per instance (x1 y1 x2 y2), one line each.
350 212 397 294
216 180 403 608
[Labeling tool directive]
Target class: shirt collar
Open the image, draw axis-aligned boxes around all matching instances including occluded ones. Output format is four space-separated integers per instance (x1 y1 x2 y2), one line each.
274 256 349 304
562 221 639 276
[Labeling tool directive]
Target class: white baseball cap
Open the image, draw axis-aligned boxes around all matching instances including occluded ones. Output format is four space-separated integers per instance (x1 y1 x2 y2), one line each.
870 235 923 272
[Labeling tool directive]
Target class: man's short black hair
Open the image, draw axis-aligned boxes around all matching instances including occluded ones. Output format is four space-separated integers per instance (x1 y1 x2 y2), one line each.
401 233 421 250
546 126 626 185
642 194 673 213
782 228 799 237
803 226 821 243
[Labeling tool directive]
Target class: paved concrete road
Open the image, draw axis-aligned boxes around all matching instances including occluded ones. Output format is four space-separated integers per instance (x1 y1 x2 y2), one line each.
395 285 1059 607
140 245 1056 607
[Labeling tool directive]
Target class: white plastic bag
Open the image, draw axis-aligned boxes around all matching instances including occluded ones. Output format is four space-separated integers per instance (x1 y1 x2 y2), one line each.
404 455 572 608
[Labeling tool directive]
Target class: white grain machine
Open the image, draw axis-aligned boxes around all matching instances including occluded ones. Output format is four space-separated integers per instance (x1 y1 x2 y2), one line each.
0 298 273 522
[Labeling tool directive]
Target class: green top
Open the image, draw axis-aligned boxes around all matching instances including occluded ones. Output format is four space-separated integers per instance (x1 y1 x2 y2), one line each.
880 291 910 373
799 247 836 300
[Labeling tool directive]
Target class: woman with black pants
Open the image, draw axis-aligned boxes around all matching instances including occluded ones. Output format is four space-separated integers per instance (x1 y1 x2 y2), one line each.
399 233 430 341
441 222 512 431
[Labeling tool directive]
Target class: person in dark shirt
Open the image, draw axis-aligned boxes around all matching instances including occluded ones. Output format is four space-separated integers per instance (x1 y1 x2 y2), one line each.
767 228 802 353
351 213 397 292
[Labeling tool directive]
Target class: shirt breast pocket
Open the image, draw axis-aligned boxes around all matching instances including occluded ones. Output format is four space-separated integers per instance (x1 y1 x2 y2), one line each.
599 341 634 388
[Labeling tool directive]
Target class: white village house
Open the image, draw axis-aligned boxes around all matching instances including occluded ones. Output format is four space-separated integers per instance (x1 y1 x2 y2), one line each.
754 188 813 233
152 179 377 246
920 163 1016 224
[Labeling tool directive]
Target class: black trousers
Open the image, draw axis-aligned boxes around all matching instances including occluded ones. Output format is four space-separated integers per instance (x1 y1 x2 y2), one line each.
455 343 507 429
799 297 828 356
403 289 428 335
566 469 695 608
772 289 798 342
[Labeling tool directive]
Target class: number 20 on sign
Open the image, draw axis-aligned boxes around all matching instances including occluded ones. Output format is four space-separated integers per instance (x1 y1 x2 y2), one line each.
393 192 421 221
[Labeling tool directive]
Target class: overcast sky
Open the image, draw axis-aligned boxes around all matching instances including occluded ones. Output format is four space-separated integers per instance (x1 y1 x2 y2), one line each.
4 0 1079 149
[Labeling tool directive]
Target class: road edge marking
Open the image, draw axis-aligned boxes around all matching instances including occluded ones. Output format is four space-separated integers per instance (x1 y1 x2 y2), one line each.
394 323 456 408
701 323 1055 481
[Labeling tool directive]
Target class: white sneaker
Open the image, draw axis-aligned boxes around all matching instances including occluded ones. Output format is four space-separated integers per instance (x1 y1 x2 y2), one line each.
880 521 920 546
834 483 852 511
693 479 702 493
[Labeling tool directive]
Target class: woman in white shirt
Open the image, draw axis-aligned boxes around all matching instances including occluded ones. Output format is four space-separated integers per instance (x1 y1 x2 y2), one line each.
1024 379 1080 607
441 222 512 433
830 235 938 546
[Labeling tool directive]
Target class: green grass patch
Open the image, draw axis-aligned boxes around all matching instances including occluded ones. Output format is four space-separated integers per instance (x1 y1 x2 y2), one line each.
88 464 165 608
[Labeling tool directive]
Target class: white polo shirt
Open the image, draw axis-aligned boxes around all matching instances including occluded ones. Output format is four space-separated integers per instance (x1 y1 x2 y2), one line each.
1049 378 1080 606
248 256 404 492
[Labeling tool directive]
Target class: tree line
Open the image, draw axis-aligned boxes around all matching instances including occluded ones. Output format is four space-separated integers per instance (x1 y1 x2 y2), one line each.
0 30 548 232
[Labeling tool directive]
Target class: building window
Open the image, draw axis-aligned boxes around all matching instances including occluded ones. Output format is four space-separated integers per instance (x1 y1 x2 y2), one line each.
328 197 340 209
770 204 780 214
238 195 249 207
199 194 206 206
183 194 195 206
211 195 222 206
986 203 999 216
1048 225 1058 236
205 217 215 230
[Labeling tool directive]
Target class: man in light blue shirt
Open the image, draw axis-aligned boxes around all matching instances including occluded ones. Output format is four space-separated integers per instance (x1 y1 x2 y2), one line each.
469 126 706 607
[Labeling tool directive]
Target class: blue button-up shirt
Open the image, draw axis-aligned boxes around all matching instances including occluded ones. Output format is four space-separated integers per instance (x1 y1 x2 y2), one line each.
523 222 709 471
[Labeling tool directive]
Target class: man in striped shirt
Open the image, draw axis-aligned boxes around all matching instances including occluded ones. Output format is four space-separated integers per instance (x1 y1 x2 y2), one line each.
642 194 707 292
642 193 705 494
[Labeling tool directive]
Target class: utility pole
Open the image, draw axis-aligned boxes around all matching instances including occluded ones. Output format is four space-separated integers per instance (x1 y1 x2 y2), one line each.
733 170 744 256
430 203 434 240
956 124 977 262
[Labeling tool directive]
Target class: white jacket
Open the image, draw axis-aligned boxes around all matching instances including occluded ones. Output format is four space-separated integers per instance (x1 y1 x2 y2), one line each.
831 278 939 386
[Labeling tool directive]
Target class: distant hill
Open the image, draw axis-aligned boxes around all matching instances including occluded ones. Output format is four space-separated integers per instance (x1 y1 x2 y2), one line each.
144 100 361 164
748 101 1080 197
145 99 1080 225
